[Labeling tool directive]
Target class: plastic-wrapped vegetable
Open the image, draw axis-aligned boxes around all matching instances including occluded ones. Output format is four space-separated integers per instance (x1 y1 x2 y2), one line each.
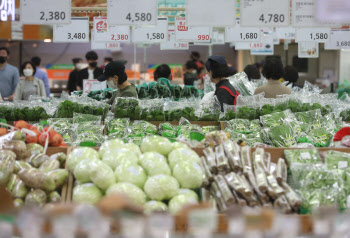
106 182 146 206
173 161 203 189
99 139 125 158
144 201 168 214
89 160 115 191
114 164 147 188
25 189 47 206
240 146 252 175
113 97 140 120
139 152 171 176
19 168 55 191
48 169 69 190
140 135 172 156
275 158 287 184
324 150 350 170
139 99 165 121
0 155 15 185
203 147 217 174
73 183 103 205
284 148 322 165
263 123 296 147
260 110 295 128
67 147 100 172
168 148 200 170
223 140 242 172
102 148 139 170
168 194 198 214
106 118 130 139
144 175 179 201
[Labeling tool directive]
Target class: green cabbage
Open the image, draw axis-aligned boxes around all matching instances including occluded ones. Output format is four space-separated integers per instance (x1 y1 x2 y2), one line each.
99 139 124 158
89 160 115 190
139 152 171 176
123 143 142 158
67 147 99 172
74 159 97 183
173 161 203 189
178 189 199 201
102 148 139 170
140 136 173 156
114 164 147 188
106 182 146 206
168 194 198 214
171 142 190 151
72 183 103 205
144 175 179 201
144 201 168 215
168 148 200 169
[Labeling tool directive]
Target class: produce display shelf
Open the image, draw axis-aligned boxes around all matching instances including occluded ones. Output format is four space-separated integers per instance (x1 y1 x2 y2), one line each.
147 121 222 127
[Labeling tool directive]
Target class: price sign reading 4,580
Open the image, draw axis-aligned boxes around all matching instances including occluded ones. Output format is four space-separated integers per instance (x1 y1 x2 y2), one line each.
126 13 152 23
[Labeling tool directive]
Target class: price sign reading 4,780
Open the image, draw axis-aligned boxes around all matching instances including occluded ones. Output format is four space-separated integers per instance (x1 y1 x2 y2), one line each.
296 28 331 43
21 0 71 24
240 0 289 27
108 0 157 26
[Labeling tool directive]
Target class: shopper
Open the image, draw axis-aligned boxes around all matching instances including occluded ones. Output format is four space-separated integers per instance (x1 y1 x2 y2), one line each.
66 58 83 94
154 64 172 88
77 51 103 90
205 55 239 111
0 47 20 100
244 64 261 81
191 51 205 75
31 56 50 97
183 60 198 86
98 61 138 108
104 57 113 66
14 61 46 101
284 65 300 88
254 58 291 98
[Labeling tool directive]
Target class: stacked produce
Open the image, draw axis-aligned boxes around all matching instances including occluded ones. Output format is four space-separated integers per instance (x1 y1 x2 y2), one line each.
202 142 301 212
74 89 116 102
286 149 350 212
68 136 204 214
0 102 51 121
0 130 69 207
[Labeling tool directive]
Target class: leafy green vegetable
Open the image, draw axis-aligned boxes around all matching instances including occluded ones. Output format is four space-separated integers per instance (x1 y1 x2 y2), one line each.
114 98 140 120
284 148 322 165
264 124 296 147
236 106 259 120
325 151 350 170
308 127 333 147
55 100 108 119
167 107 197 121
295 109 322 126
0 105 50 121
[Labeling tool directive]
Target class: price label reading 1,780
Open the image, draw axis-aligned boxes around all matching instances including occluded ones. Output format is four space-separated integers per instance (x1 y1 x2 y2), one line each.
126 13 152 23
40 11 66 21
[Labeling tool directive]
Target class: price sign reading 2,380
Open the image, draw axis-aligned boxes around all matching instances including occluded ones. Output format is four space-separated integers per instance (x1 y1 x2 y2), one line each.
20 0 71 24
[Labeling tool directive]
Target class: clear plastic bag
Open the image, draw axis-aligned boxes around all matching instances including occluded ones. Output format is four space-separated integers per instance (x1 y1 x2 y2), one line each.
219 104 236 121
260 110 296 128
262 123 297 147
165 101 197 121
106 118 130 140
73 113 102 124
227 72 255 96
113 97 140 120
139 99 165 121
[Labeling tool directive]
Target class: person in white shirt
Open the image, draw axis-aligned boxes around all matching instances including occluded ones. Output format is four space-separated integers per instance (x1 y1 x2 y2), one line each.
76 51 103 91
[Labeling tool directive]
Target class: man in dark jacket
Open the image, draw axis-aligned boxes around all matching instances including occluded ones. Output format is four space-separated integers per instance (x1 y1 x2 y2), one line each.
77 51 103 90
66 58 83 93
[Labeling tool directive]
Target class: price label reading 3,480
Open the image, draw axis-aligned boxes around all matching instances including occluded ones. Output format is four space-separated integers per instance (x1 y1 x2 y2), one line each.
53 17 89 43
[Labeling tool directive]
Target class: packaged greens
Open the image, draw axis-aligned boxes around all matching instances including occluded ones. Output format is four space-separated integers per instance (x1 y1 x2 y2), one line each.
226 119 250 132
308 127 333 147
73 123 105 146
55 99 109 119
73 113 102 124
260 110 295 128
228 72 255 96
202 126 220 134
220 104 236 121
106 118 130 139
324 150 350 170
139 99 165 121
128 120 158 136
158 123 178 140
263 123 296 147
223 140 242 172
47 118 73 145
295 109 322 127
165 101 197 121
0 102 51 121
236 106 259 120
113 97 140 120
284 148 322 165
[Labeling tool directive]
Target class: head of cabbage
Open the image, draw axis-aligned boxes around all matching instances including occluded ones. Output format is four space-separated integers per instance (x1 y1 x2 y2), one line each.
168 148 200 169
168 194 198 214
73 183 103 205
140 136 172 156
89 160 115 191
144 201 168 215
139 152 171 176
74 158 98 184
114 164 147 188
67 147 99 172
106 182 146 206
99 139 124 158
102 148 139 170
144 175 179 201
172 161 203 189
171 142 190 151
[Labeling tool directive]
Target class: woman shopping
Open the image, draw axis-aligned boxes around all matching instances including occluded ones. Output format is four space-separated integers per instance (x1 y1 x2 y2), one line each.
14 61 46 101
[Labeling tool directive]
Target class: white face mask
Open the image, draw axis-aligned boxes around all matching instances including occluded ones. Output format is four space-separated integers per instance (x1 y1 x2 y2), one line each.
23 69 34 77
76 63 84 70
107 79 118 89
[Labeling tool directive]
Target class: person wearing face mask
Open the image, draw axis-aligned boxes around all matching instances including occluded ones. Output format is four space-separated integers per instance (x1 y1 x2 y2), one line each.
31 56 50 97
183 60 198 86
14 61 46 101
97 61 138 110
205 55 239 112
66 58 83 94
0 47 20 101
101 57 113 69
77 51 103 91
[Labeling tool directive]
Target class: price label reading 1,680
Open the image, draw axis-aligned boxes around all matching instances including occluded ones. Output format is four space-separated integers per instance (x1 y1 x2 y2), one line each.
259 14 285 24
68 33 86 40
147 33 165 40
310 33 328 41
240 33 258 40
40 11 66 21
126 13 152 23
111 34 129 41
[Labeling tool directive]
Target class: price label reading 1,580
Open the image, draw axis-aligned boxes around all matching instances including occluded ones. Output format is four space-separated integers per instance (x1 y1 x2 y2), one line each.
310 33 328 41
147 33 165 40
126 13 152 23
40 11 66 22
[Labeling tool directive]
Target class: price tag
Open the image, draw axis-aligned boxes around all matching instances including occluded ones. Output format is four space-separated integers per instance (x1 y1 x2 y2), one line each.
225 24 261 42
240 0 290 27
250 43 274 55
188 208 217 231
298 42 319 58
316 0 350 24
20 0 71 24
132 17 168 43
107 0 157 26
93 17 130 42
212 30 225 45
175 17 212 42
234 42 252 50
91 31 122 50
296 28 331 42
160 30 189 50
327 29 350 49
186 0 236 27
338 161 348 169
83 79 107 93
276 27 296 40
53 17 89 43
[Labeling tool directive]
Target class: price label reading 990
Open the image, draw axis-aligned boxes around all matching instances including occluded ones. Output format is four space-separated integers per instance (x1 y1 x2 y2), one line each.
240 0 289 27
21 0 71 24
108 0 157 26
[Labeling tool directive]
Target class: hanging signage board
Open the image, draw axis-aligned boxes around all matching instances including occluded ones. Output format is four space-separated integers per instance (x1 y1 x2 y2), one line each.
298 42 319 58
132 17 168 43
107 0 157 26
240 0 290 27
225 24 261 42
186 0 236 27
295 28 331 43
175 17 212 43
160 30 189 50
20 0 71 24
326 29 350 49
316 0 350 24
93 17 130 42
53 17 89 43
276 27 296 40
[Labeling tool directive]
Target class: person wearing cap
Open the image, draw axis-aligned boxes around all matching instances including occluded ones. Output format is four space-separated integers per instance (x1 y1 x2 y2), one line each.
98 61 138 109
254 57 291 98
205 55 239 112
153 64 172 89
